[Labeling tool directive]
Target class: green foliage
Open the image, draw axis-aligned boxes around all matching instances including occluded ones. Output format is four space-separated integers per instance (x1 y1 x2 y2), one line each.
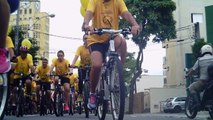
120 0 176 47
191 39 207 61
123 52 137 95
124 52 136 84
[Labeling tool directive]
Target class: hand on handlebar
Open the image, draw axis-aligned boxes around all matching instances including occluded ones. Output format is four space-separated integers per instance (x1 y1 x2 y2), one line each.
82 23 94 34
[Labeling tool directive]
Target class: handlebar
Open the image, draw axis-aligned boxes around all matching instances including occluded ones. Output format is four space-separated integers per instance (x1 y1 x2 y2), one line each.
68 65 91 70
48 73 72 77
89 28 131 38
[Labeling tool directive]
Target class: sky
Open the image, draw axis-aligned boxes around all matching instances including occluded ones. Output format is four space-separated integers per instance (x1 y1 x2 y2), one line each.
40 0 165 75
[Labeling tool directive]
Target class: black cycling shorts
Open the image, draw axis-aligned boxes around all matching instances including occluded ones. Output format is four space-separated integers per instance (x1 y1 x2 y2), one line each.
89 43 109 59
36 81 51 91
13 75 32 87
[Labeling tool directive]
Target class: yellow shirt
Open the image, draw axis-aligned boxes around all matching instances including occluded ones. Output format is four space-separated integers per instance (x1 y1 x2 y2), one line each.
36 65 51 82
69 74 78 86
6 36 14 49
51 58 70 77
75 45 91 67
14 54 33 79
87 0 128 46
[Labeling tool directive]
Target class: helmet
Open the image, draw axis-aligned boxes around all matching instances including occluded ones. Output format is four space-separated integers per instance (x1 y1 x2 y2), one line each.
19 46 28 52
201 44 213 55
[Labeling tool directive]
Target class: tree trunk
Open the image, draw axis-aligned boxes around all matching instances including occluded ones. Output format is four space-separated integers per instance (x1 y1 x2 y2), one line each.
128 47 143 114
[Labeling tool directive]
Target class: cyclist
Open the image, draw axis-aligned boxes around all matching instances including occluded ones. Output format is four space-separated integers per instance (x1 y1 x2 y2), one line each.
35 58 51 105
82 0 140 109
69 73 79 101
186 44 213 108
70 34 91 102
48 50 72 111
12 46 35 106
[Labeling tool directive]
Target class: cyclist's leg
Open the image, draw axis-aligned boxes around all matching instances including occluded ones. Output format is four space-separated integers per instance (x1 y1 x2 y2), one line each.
78 69 84 95
0 0 10 73
88 43 108 109
36 81 41 104
25 76 32 95
114 35 127 65
61 77 70 110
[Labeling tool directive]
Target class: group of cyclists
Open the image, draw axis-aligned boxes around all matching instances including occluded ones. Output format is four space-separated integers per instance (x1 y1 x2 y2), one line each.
1 0 140 119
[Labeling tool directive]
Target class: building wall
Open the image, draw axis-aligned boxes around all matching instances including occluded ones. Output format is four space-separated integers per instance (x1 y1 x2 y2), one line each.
9 2 50 59
163 0 213 88
149 88 186 113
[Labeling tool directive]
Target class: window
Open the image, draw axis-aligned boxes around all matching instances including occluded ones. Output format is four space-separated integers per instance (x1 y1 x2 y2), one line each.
29 9 32 14
191 13 203 23
19 10 22 14
24 9 27 14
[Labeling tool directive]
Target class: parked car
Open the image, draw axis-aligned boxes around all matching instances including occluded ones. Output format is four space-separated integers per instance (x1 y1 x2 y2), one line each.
163 96 186 113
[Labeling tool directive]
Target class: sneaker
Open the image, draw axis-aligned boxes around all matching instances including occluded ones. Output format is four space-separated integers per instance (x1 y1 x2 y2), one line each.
64 104 69 111
77 94 83 102
0 48 11 73
87 93 96 109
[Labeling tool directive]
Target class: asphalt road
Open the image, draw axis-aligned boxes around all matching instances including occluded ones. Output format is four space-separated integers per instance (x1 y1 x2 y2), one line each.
4 112 210 120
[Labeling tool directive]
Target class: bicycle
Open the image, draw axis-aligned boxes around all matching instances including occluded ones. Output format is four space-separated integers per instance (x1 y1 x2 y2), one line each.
91 28 131 120
0 73 9 120
50 73 71 117
35 80 53 116
13 72 33 117
69 65 91 118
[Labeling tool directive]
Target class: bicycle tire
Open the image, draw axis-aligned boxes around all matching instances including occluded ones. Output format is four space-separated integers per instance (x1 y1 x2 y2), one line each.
83 81 90 118
97 75 108 120
16 89 24 117
109 57 125 120
0 74 9 120
53 90 63 117
68 93 74 115
40 90 47 116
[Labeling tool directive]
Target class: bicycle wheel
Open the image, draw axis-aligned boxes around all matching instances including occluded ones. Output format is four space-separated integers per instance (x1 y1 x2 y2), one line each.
109 57 125 120
97 75 108 120
16 89 24 117
53 91 63 117
0 74 9 120
68 93 74 115
40 91 47 116
83 81 90 118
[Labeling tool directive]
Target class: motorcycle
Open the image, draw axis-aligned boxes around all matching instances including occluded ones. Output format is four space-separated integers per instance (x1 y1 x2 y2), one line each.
185 64 213 119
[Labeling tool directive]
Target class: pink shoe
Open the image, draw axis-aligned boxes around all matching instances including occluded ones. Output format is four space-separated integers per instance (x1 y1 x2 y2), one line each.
64 104 69 111
0 48 11 73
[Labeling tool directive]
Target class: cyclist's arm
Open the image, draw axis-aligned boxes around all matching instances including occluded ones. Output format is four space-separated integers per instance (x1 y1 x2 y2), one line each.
121 11 140 35
71 55 79 67
82 11 93 31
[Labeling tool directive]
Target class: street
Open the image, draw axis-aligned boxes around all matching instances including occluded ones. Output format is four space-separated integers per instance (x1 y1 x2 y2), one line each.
4 112 210 120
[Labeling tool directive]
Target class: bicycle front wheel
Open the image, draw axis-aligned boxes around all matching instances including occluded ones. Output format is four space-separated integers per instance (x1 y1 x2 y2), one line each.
0 74 9 120
109 57 125 120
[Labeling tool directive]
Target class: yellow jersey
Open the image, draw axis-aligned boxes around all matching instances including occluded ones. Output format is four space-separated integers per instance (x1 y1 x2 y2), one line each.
75 45 91 67
14 54 33 79
6 36 14 49
87 0 128 46
51 58 70 78
36 65 51 82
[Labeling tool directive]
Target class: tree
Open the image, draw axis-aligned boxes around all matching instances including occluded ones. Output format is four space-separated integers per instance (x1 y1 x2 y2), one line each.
120 0 177 113
191 39 207 61
123 52 137 95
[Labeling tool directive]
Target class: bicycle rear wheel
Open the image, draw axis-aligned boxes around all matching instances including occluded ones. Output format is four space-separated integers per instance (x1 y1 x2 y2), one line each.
0 74 9 120
109 57 125 120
